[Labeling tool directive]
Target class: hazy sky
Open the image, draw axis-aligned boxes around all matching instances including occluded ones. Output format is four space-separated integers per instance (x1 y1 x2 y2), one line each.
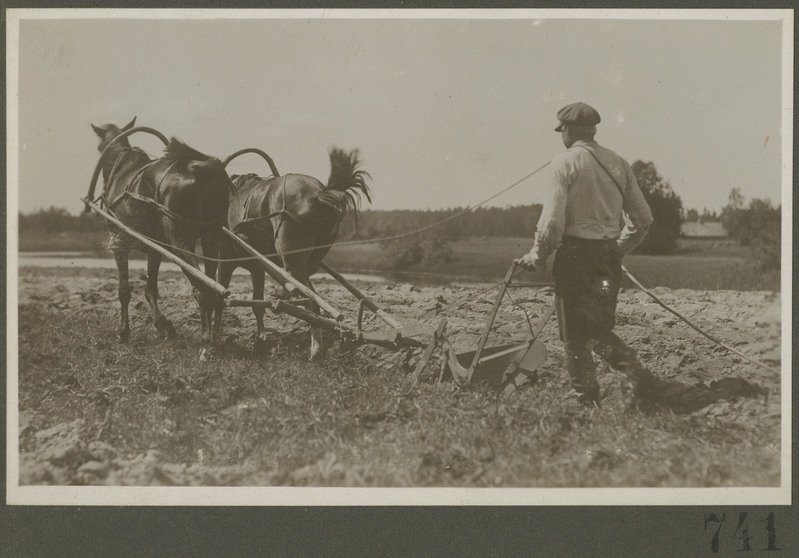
11 11 788 216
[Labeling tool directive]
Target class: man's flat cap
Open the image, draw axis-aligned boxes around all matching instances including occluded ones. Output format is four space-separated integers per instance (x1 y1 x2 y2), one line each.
554 102 601 131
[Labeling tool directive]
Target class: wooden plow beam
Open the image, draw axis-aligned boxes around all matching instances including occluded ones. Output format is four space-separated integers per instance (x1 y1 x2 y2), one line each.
83 198 229 298
225 296 437 351
220 233 443 355
222 228 344 320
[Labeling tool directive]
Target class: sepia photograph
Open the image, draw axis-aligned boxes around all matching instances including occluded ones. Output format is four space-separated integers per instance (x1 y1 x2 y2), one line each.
6 8 791 508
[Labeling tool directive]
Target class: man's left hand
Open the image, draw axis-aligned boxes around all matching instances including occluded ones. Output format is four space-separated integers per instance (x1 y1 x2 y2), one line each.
515 253 538 272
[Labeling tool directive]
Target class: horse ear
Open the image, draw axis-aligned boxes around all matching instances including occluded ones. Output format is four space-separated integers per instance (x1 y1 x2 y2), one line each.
91 124 103 137
123 116 137 131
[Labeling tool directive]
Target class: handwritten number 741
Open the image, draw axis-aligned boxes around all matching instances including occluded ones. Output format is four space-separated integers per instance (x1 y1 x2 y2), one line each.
704 512 780 553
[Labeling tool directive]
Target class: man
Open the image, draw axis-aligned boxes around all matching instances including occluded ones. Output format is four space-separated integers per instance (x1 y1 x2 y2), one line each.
516 102 655 405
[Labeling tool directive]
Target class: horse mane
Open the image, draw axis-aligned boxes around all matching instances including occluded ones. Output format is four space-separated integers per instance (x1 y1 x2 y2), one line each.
163 138 212 162
320 148 372 215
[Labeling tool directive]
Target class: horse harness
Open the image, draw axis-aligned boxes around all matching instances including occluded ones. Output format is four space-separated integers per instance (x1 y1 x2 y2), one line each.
99 147 228 228
232 174 311 238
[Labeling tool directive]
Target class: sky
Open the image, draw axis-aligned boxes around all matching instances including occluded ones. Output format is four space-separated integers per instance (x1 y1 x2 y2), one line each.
10 11 789 216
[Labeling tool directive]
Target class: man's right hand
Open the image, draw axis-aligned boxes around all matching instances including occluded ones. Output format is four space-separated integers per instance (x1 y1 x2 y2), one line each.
514 253 538 272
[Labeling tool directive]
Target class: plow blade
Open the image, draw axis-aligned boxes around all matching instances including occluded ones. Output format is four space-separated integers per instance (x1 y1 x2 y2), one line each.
444 340 547 388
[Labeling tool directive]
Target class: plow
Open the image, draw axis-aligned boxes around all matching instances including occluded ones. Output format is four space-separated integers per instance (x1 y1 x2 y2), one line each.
83 196 550 392
83 123 772 409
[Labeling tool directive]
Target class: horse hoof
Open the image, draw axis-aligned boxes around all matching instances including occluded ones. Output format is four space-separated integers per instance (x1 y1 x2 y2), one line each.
252 334 269 351
199 346 220 362
118 331 130 344
309 345 326 362
156 317 176 340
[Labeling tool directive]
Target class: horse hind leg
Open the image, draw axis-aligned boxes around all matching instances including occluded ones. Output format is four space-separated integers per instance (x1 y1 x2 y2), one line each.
170 237 214 362
250 268 270 345
284 257 324 361
111 233 133 344
145 250 175 339
201 234 225 357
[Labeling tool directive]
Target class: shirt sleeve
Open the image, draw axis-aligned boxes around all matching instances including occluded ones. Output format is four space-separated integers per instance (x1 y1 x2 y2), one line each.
529 160 570 268
617 163 654 255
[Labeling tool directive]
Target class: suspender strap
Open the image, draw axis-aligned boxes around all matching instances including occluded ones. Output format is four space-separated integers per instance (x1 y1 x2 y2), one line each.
575 145 626 200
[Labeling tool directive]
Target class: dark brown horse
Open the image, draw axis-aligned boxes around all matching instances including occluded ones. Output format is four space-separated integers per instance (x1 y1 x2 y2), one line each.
89 117 232 361
219 148 371 360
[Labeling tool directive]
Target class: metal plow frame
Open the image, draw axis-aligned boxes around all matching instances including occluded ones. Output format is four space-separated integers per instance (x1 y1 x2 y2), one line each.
221 228 443 354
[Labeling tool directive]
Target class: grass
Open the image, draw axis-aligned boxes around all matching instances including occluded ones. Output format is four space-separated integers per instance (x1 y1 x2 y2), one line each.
17 269 781 488
325 237 779 291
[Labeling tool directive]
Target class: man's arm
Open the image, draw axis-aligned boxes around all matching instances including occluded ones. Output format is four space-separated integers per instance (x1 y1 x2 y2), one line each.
518 165 569 270
616 165 654 255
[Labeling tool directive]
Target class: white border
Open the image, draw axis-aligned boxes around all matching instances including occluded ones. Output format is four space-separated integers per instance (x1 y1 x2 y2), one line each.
6 8 793 506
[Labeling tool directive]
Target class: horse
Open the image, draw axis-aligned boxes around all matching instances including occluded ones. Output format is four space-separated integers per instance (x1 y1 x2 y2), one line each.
89 117 232 361
219 148 371 360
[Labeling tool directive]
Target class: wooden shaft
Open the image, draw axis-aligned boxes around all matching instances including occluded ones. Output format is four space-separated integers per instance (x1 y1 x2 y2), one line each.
273 300 413 350
84 199 228 297
222 228 300 295
469 262 517 372
223 230 351 319
226 298 275 309
532 302 556 339
477 343 529 364
273 300 346 331
319 261 403 328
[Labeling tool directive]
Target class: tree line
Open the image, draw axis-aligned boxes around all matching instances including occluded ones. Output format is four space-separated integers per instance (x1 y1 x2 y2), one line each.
337 204 544 242
18 161 779 270
338 160 685 254
18 207 106 234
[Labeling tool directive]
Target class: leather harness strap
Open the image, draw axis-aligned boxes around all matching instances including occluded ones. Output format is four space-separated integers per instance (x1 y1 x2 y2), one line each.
233 174 309 237
103 151 227 228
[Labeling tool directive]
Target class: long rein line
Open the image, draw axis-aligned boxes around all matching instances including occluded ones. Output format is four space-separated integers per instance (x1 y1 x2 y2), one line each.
132 160 552 263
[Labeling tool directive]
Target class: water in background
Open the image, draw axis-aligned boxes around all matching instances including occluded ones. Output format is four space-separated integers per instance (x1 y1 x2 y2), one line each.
16 252 388 283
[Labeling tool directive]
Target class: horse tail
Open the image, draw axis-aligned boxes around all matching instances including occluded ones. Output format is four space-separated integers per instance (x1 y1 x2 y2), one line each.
319 148 372 215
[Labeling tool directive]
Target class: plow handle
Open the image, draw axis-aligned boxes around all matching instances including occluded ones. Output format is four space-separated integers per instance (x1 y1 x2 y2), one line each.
469 262 518 372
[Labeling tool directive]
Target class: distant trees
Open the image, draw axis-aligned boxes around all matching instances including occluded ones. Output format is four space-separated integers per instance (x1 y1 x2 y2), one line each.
684 207 720 223
721 188 780 270
338 204 543 242
18 207 105 234
631 160 683 254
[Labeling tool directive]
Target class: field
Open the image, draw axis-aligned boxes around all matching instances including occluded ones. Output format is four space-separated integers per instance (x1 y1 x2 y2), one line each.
20 233 781 291
325 236 780 291
15 245 782 491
